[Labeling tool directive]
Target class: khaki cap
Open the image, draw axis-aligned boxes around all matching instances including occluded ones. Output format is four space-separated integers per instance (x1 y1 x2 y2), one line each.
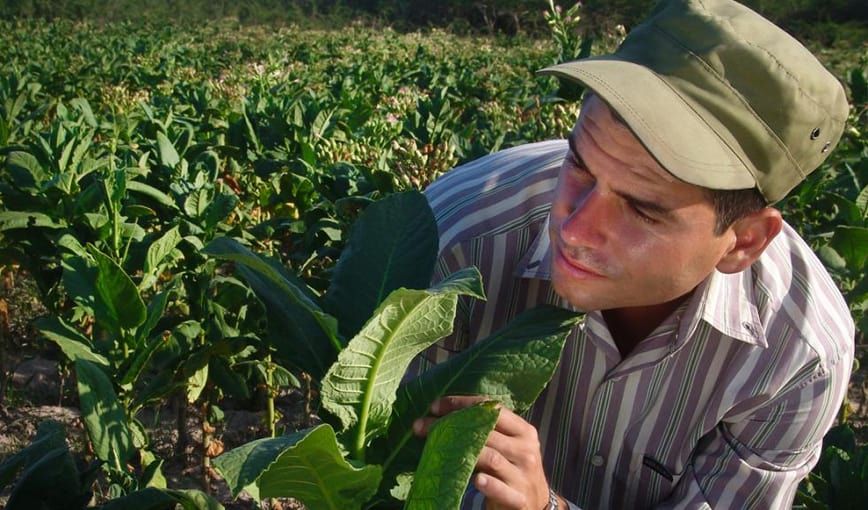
538 0 849 203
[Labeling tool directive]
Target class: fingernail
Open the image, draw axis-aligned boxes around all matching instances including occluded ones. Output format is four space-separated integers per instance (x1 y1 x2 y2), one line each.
430 401 440 414
476 473 487 487
412 419 423 435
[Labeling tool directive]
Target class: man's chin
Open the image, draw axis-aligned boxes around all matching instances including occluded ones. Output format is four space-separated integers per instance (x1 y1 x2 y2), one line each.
551 281 610 312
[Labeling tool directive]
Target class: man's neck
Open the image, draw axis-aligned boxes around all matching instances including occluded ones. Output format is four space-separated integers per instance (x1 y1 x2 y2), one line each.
602 293 692 359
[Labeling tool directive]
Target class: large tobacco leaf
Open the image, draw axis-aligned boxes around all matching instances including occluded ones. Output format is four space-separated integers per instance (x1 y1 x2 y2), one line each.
320 267 485 459
156 131 181 168
323 191 438 339
126 180 178 210
213 424 381 509
203 237 340 378
405 402 500 510
75 359 134 468
375 305 581 482
89 246 147 334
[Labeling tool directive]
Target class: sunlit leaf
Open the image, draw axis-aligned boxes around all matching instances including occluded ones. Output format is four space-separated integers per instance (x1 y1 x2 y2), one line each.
376 305 580 484
89 246 147 333
405 402 500 510
0 211 66 231
321 267 484 457
157 131 180 168
213 424 381 508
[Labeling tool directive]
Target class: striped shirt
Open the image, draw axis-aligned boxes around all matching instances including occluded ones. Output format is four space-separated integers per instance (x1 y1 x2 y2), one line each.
422 140 855 509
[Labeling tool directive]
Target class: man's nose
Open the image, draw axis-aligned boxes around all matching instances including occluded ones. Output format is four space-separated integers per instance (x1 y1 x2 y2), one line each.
559 186 609 249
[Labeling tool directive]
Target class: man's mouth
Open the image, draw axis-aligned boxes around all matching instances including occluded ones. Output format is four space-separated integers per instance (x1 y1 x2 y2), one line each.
554 243 606 278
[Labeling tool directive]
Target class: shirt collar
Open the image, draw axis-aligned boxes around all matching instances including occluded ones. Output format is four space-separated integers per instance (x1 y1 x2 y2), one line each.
516 215 553 280
686 267 768 347
516 214 767 348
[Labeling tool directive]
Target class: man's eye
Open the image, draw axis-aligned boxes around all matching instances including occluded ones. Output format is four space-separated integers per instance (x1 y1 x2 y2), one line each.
630 203 658 224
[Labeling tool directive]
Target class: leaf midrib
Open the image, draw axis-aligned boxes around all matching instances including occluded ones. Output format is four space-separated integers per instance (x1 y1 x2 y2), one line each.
353 292 428 461
381 318 565 475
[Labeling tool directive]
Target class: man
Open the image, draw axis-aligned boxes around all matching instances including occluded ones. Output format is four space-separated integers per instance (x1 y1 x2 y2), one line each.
412 0 855 508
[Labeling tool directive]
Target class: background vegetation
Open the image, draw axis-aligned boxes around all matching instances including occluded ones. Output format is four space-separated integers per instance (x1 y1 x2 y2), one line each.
1 0 866 33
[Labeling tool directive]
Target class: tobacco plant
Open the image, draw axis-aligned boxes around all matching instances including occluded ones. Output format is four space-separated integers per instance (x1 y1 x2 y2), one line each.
204 191 581 509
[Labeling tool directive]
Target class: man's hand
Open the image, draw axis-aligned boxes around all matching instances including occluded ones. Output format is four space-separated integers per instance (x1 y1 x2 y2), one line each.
413 395 553 510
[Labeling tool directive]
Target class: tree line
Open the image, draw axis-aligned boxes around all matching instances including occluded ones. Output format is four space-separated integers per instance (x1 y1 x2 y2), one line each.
1 0 865 35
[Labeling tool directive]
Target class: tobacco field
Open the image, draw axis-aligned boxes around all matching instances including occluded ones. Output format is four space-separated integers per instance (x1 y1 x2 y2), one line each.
0 7 866 509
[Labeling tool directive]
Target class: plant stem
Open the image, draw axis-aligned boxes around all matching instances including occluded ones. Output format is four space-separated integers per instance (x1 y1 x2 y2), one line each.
202 400 212 494
0 299 6 407
265 354 275 438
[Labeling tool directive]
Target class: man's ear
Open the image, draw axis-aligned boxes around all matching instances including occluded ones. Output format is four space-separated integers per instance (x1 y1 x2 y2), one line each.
716 208 783 274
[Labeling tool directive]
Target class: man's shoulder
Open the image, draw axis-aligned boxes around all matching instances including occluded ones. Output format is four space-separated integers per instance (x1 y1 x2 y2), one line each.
425 140 567 249
753 222 855 368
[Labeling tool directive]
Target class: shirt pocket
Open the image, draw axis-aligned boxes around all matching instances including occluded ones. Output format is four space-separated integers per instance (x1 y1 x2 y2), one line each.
611 432 696 508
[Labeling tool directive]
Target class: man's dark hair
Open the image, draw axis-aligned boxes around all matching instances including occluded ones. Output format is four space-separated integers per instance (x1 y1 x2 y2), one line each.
707 187 767 235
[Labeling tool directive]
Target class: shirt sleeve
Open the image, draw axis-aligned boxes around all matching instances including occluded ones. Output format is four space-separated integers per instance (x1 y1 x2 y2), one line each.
656 356 850 509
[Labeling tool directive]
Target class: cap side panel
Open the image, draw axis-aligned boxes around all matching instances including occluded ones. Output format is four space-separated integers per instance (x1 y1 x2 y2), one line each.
617 25 805 201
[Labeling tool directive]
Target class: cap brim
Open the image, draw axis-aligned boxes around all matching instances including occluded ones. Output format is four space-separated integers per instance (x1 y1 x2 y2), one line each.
539 59 756 191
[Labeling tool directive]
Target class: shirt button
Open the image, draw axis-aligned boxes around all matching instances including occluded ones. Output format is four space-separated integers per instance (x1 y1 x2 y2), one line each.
591 455 605 467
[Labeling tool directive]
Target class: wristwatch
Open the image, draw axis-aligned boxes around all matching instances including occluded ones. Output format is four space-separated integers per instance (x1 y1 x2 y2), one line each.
545 487 559 510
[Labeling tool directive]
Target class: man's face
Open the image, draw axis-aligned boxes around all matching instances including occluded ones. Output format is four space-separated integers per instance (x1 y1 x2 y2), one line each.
549 95 735 312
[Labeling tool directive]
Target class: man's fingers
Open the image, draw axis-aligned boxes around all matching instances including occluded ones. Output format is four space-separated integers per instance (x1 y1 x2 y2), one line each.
412 416 437 437
414 396 509 436
484 430 537 468
429 395 489 416
476 445 523 484
489 407 533 437
473 472 527 510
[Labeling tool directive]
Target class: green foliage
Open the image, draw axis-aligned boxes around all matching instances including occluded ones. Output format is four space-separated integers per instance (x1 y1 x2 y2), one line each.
544 1 594 65
213 424 382 507
796 424 868 509
75 359 134 470
404 402 500 509
322 191 439 339
210 192 580 508
372 305 580 488
321 266 485 460
543 1 597 101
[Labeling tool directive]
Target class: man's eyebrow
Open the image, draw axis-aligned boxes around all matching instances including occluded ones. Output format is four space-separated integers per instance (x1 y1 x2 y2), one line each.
615 190 672 215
